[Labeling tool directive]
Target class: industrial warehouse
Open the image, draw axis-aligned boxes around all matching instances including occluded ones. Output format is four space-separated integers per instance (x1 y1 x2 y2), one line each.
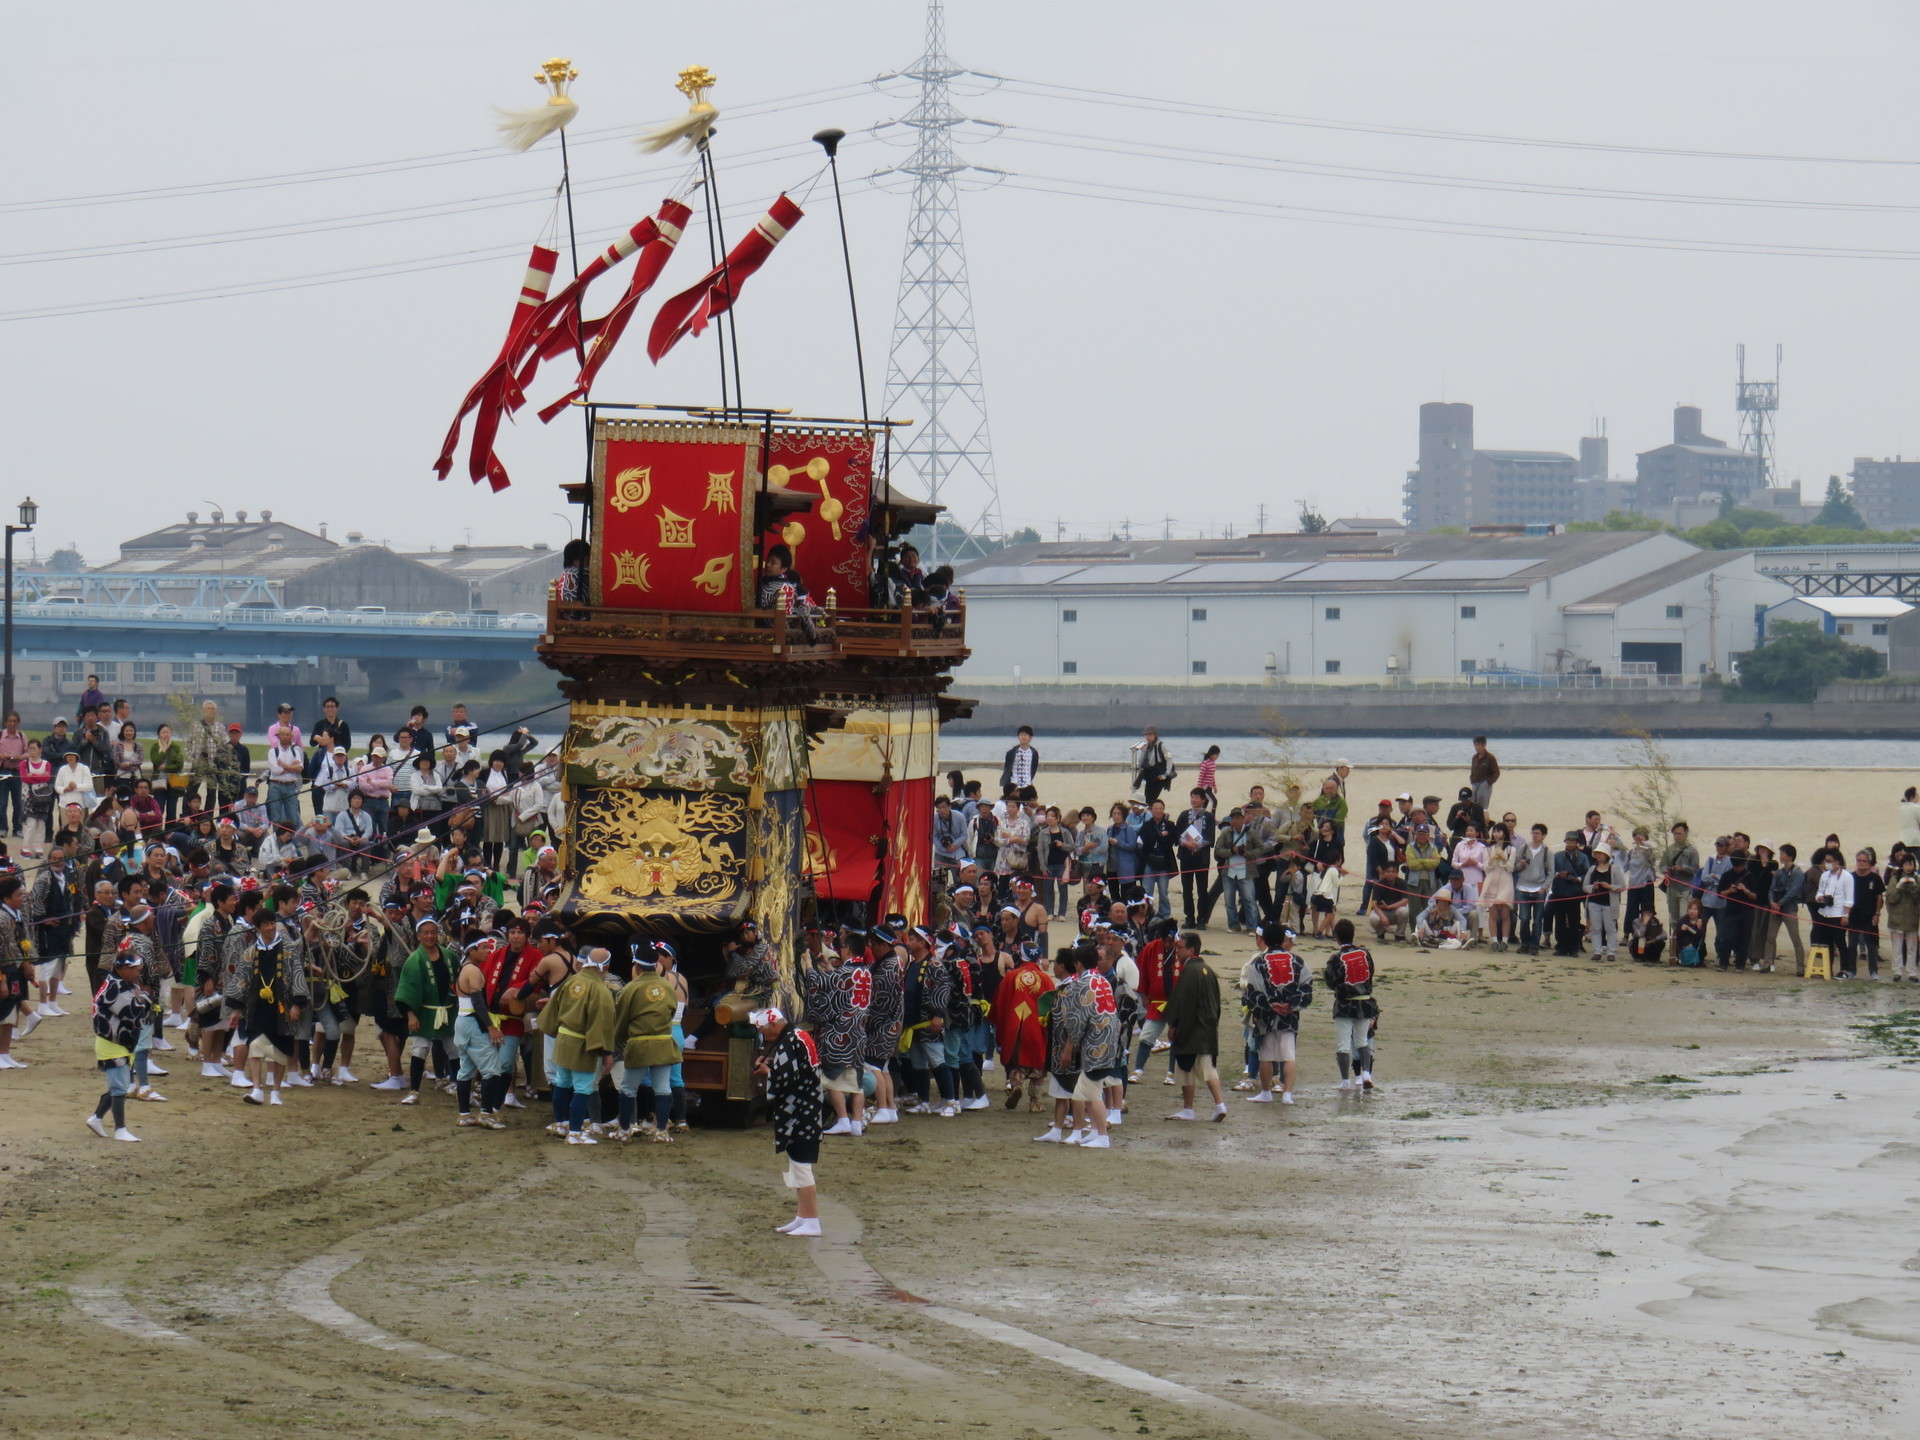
952 528 1791 686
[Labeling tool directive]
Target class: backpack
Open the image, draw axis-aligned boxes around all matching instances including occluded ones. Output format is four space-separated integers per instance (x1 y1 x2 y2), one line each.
1797 867 1820 907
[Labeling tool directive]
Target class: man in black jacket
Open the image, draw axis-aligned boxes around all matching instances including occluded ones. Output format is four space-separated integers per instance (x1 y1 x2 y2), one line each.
999 725 1039 792
1136 799 1178 921
1174 789 1216 927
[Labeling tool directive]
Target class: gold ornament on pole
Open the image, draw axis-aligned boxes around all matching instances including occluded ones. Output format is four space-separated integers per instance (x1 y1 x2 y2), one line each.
495 56 580 152
635 65 720 154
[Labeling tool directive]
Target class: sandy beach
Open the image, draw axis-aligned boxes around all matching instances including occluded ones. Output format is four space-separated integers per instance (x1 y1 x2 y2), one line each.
1023 762 1919 859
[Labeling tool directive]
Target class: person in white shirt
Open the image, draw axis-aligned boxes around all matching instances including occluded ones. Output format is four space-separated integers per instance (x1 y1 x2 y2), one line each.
53 750 94 814
265 725 305 830
1813 853 1854 960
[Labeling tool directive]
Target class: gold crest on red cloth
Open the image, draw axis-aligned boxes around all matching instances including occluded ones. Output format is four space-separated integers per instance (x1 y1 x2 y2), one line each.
590 418 759 611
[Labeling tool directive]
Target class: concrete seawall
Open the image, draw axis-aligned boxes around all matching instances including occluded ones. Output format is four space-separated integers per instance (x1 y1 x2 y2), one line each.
944 684 1920 738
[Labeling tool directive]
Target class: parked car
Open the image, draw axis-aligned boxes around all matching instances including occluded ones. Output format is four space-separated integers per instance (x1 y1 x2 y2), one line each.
419 610 461 627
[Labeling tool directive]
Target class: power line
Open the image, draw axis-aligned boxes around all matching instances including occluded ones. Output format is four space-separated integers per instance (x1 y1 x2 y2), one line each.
994 75 1920 167
0 141 818 268
996 170 1920 261
0 82 874 215
997 125 1920 215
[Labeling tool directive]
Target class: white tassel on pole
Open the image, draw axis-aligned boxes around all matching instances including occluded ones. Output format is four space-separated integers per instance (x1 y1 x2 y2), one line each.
636 64 720 155
496 56 579 152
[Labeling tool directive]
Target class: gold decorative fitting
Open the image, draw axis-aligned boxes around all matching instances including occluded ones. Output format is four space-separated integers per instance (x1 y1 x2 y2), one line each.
675 65 718 102
536 57 579 106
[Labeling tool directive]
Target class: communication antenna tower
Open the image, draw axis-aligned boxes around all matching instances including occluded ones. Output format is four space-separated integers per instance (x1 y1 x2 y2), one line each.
1735 343 1781 492
874 0 1005 560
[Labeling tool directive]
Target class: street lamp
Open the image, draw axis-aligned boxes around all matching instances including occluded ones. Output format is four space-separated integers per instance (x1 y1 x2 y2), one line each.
5 497 38 720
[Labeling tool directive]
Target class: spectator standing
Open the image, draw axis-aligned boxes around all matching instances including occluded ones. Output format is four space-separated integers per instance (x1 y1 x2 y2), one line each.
1661 821 1701 931
1136 799 1178 920
1175 789 1215 926
999 726 1039 793
0 711 25 837
1763 842 1808 975
931 795 969 890
1132 726 1174 806
310 696 351 754
1469 736 1500 810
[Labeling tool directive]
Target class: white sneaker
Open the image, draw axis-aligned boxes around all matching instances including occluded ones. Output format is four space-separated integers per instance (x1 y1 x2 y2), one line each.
86 1113 108 1137
1360 1073 1376 1090
268 1090 284 1106
230 1071 252 1088
244 1087 266 1106
335 1067 360 1084
371 1075 407 1091
939 1103 960 1118
286 1072 314 1088
871 1108 896 1124
201 1062 229 1079
823 1118 854 1136
1212 1103 1229 1122
850 1120 865 1136
963 1095 991 1110
56 982 72 995
775 1218 803 1233
151 1036 175 1052
903 1101 930 1115
1150 1038 1171 1052
40 1002 66 1017
113 1128 141 1142
133 1087 167 1103
1280 1091 1295 1105
13 1013 40 1039
566 1131 598 1145
1335 1079 1355 1091
1167 1107 1196 1121
1162 1074 1177 1085
1034 1127 1064 1143
1247 1091 1274 1103
501 1091 525 1109
0 1054 25 1069
164 1013 186 1029
1128 1069 1145 1082
1108 1112 1123 1126
980 1058 996 1072
1080 1133 1111 1149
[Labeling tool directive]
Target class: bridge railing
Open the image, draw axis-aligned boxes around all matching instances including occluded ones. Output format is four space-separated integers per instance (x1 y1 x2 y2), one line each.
11 601 546 632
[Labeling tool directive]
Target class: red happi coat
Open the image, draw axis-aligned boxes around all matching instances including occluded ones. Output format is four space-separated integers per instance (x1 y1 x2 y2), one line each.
994 960 1054 1070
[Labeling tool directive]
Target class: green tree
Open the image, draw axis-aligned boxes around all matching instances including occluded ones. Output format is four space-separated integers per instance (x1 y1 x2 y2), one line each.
1297 504 1329 534
1814 476 1865 530
48 545 85 572
1736 620 1881 701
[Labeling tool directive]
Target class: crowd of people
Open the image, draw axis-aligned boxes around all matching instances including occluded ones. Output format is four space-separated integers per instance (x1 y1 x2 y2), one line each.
12 691 1915 1238
940 726 1920 981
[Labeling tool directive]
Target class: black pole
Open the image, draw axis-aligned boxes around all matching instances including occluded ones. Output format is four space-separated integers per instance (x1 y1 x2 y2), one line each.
2 526 13 722
699 138 744 414
812 129 871 433
695 145 730 412
557 128 581 278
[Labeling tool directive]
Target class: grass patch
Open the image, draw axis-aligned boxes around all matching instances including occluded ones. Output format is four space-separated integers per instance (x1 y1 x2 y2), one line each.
1641 1074 1700 1085
1852 1009 1920 1057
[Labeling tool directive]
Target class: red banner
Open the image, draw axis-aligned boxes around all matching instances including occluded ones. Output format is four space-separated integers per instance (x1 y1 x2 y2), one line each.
880 775 934 927
804 779 883 905
591 422 758 612
759 430 874 607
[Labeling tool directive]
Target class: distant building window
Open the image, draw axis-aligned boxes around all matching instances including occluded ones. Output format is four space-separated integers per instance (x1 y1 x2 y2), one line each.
1324 659 1341 675
209 664 236 685
1324 607 1341 621
1061 661 1078 675
59 660 85 686
1191 608 1208 622
1666 604 1684 619
170 663 196 685
1460 659 1478 674
1837 623 1854 636
95 662 118 683
1061 609 1077 623
1459 605 1477 620
1191 660 1207 675
132 661 156 685
1873 622 1889 636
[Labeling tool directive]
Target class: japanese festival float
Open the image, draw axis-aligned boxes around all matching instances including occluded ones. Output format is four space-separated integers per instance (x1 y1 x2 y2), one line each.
433 60 971 1117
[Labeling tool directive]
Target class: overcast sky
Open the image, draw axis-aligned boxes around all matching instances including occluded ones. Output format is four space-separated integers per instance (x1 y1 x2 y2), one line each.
6 1 1917 558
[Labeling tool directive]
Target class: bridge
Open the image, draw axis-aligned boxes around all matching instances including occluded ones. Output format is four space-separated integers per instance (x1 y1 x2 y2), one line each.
1754 544 1920 601
10 579 542 726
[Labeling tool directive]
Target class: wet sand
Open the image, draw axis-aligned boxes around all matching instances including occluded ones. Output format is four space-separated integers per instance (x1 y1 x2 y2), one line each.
3 916 1916 1439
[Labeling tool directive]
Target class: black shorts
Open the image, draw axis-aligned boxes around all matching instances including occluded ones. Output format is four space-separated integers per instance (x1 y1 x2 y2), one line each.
377 1015 409 1039
784 1138 820 1166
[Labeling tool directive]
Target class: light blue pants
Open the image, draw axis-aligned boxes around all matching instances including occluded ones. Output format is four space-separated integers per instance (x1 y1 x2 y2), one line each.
453 1013 509 1081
